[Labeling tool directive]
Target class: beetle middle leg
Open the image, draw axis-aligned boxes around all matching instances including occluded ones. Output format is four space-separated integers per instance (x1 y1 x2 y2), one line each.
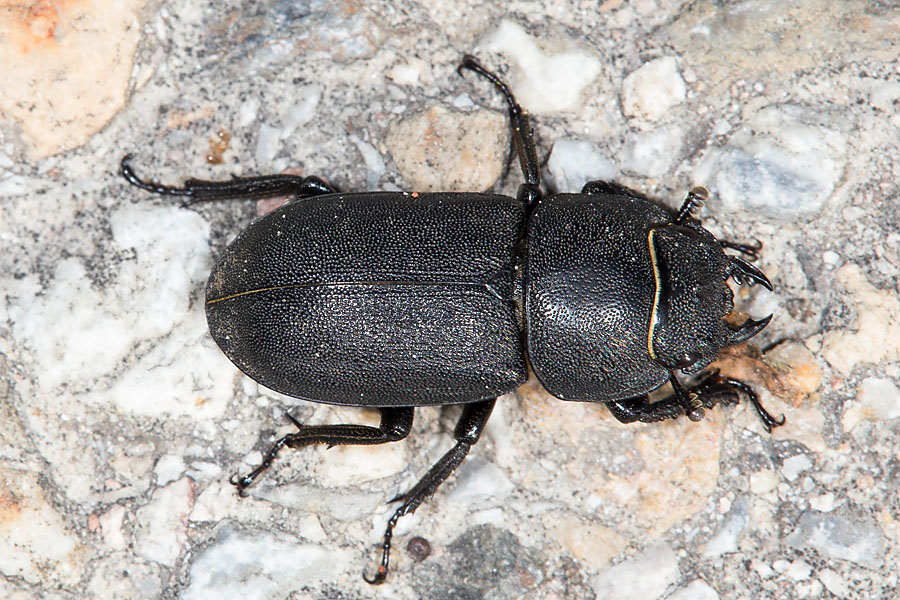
120 154 336 205
363 397 496 585
458 56 542 208
606 371 784 432
230 406 414 494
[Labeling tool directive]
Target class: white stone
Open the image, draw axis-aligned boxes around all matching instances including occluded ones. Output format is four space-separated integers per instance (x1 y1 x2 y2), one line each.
135 478 193 566
810 493 836 512
694 106 847 220
781 454 812 482
666 580 719 600
593 544 679 600
255 123 281 165
238 97 260 127
280 85 321 140
181 532 351 600
623 128 684 177
190 482 241 523
154 454 185 485
99 504 128 550
0 465 83 585
297 514 328 543
621 57 687 121
818 568 850 597
484 20 601 114
312 439 408 487
749 469 778 494
547 139 617 193
785 511 885 568
822 265 900 375
447 457 514 503
857 377 900 421
7 203 234 418
350 134 386 187
785 559 812 581
703 496 749 557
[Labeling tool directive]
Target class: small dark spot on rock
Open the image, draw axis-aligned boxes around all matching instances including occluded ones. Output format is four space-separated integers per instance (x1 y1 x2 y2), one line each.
407 536 432 562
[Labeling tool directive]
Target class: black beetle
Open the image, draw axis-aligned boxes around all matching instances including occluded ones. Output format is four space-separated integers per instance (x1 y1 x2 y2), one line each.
121 56 783 584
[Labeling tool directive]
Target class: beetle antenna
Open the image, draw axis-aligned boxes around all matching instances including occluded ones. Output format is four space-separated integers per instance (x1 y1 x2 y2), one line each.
674 186 708 224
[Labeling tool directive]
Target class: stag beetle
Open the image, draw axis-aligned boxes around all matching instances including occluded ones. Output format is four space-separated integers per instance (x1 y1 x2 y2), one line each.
121 56 783 584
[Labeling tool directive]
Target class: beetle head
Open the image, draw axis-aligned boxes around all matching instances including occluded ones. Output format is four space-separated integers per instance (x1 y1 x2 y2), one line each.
647 223 773 373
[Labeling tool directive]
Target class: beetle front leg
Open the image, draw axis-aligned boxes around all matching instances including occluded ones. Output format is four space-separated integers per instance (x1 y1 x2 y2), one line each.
606 371 784 432
121 154 336 205
363 398 496 585
230 406 414 494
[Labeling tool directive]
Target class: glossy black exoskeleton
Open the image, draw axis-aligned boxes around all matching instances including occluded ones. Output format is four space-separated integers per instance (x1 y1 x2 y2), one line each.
121 56 783 584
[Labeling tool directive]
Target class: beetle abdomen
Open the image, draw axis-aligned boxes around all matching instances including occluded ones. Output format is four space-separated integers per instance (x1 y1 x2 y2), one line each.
206 192 527 406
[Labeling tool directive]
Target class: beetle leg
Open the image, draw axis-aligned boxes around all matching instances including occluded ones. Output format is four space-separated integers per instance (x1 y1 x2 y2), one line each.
363 398 496 585
458 56 542 208
121 154 336 205
721 239 763 261
229 406 414 494
606 371 784 432
606 393 684 425
688 372 786 433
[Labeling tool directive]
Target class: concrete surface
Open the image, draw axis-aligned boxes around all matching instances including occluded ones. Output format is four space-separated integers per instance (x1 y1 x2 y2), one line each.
1 1 898 599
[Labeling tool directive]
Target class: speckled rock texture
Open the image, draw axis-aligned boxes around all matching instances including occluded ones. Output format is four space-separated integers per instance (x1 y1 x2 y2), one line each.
1 1 899 599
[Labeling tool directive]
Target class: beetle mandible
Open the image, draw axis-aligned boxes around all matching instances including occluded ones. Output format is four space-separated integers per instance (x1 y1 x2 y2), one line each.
121 56 784 584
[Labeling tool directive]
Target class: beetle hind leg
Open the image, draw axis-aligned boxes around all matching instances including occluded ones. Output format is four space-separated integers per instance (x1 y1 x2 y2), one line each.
363 398 496 585
230 406 414 494
606 372 784 432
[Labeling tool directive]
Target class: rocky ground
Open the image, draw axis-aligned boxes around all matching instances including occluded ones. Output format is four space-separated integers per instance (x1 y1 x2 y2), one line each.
1 1 898 599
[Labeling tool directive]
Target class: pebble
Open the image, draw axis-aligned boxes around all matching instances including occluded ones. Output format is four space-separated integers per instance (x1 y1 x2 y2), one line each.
666 580 719 600
547 139 617 193
780 454 812 482
622 128 684 177
822 264 900 375
181 531 351 600
847 377 900 428
447 457 514 502
134 478 193 567
154 454 186 486
483 20 601 113
592 545 679 600
0 465 83 585
702 496 750 557
785 511 885 568
693 106 846 220
385 104 505 192
817 568 850 597
0 0 142 157
621 57 687 122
